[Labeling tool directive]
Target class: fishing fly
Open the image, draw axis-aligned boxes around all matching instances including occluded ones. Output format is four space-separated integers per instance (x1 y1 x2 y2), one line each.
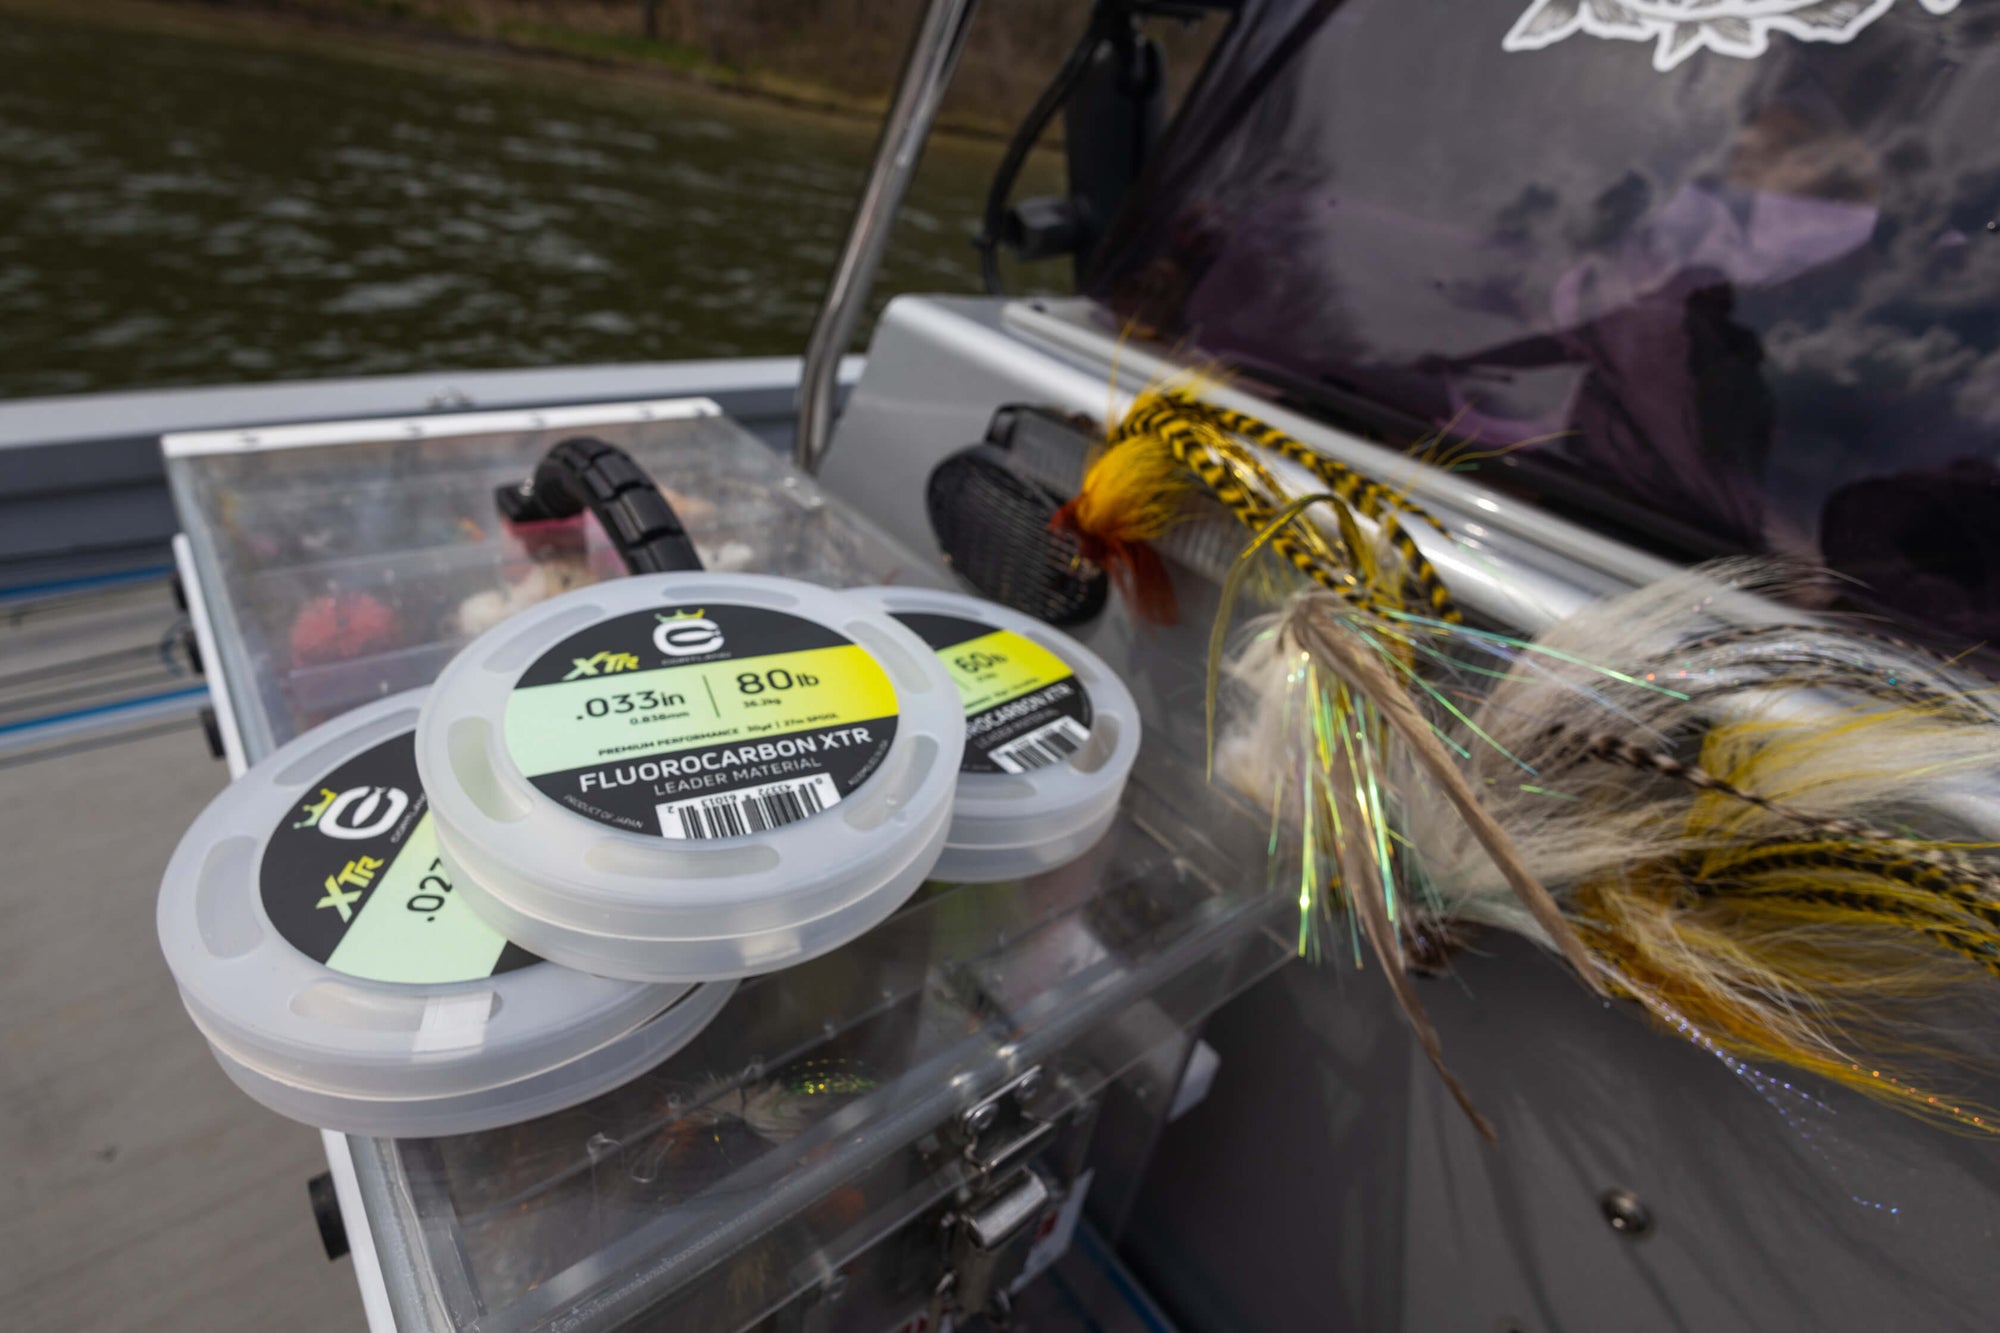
1056 380 2000 1140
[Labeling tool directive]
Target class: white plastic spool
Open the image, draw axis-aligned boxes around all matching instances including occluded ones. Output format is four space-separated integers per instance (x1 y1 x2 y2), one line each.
844 587 1141 883
157 691 726 1137
416 573 964 981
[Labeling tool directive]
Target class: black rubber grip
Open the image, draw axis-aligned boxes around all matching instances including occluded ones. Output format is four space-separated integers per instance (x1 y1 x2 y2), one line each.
496 436 703 575
307 1172 349 1261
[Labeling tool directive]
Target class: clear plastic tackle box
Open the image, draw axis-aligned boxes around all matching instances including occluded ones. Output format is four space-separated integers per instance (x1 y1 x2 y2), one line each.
164 399 1287 1332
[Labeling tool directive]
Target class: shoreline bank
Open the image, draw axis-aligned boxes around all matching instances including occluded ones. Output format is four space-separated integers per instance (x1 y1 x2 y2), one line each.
0 0 1064 146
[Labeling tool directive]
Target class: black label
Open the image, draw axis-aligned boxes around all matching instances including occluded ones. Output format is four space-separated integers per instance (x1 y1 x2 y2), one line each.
504 604 902 839
893 612 1094 775
259 733 538 984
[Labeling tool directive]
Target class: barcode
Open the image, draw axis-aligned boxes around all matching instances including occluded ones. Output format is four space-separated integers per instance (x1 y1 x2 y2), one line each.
989 717 1089 774
657 774 841 840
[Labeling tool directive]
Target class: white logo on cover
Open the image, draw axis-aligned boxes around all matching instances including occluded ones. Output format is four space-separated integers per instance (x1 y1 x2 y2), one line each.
654 615 724 657
1503 0 1961 73
318 785 410 840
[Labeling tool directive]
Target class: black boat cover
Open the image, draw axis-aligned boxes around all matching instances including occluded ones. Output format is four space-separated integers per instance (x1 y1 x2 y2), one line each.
1089 0 2000 646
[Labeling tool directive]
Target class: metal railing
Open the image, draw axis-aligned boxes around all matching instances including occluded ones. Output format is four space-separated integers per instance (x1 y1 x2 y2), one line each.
794 0 980 473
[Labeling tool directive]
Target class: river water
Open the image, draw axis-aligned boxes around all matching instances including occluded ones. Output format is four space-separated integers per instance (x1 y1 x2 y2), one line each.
0 7 1059 399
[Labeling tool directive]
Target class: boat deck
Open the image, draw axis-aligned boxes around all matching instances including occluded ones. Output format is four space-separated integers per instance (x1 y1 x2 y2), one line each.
0 582 360 1330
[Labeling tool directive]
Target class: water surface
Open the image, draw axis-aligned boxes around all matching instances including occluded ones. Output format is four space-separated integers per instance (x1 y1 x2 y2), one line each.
0 8 1058 398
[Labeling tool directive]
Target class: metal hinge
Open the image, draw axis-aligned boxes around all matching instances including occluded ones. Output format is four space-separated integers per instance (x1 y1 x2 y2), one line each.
951 1067 1054 1188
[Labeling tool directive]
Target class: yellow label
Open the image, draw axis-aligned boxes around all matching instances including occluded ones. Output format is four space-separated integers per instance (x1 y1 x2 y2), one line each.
938 629 1076 714
505 643 898 778
324 815 517 983
501 604 905 838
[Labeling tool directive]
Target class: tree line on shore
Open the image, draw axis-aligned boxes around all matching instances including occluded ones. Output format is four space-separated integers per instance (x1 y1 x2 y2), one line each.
202 0 1219 134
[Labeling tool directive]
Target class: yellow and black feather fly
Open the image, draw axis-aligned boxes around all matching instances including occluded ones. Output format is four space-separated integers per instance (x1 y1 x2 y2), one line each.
1060 378 2000 1142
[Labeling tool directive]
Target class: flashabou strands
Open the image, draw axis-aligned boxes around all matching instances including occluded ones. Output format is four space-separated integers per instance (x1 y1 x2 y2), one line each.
1053 378 1622 1133
1057 381 1605 1137
1061 376 2000 1142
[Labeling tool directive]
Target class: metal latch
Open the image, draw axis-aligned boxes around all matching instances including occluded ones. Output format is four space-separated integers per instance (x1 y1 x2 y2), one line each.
929 1068 1059 1328
953 1067 1054 1186
930 1169 1053 1329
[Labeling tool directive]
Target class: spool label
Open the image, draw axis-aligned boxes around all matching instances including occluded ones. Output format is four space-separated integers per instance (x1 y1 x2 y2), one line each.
260 734 539 984
504 605 899 838
894 613 1093 775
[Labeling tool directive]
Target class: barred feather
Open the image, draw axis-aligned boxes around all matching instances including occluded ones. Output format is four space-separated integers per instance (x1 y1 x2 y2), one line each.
1058 382 1453 623
1400 562 2000 1132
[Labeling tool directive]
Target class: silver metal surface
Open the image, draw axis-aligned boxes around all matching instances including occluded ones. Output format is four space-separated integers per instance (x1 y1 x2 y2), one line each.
793 0 978 474
0 357 854 454
821 292 2000 1333
962 1171 1052 1251
1001 298 1681 627
946 1168 1054 1317
955 1067 1057 1186
821 296 1647 636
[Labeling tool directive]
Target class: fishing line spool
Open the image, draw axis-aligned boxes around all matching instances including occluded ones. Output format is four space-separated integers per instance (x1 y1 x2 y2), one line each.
416 572 965 982
847 586 1140 883
156 691 732 1137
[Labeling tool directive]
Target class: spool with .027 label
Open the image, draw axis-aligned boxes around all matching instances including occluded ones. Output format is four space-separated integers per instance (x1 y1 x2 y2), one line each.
156 690 734 1137
416 573 965 981
845 586 1141 883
